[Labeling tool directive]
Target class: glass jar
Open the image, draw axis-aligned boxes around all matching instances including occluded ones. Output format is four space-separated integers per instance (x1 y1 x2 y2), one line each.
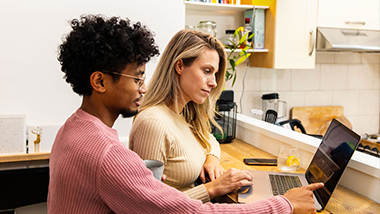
225 30 235 48
197 21 217 37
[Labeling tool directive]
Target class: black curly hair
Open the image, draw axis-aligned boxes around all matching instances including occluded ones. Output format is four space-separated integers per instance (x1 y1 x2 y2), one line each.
58 15 160 96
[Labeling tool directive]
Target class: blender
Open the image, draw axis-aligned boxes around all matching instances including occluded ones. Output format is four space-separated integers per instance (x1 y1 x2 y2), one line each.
261 93 287 120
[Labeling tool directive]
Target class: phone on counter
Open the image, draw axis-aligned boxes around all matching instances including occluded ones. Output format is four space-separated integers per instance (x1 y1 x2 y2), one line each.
243 158 277 166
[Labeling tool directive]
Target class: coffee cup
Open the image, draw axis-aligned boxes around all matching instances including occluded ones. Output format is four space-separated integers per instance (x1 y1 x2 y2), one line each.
143 159 164 181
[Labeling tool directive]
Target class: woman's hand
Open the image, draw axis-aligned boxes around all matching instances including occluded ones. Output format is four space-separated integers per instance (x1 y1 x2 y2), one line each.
204 168 253 199
200 154 226 183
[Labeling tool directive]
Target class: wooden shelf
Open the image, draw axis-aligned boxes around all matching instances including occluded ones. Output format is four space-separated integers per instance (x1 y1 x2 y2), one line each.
184 2 269 12
0 152 50 163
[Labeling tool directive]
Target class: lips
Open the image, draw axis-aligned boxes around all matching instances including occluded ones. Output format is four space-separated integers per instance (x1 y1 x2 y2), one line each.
202 89 210 96
135 96 143 106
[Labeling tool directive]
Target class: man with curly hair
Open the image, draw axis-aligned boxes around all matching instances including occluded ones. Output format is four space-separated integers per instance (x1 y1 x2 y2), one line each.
48 15 323 214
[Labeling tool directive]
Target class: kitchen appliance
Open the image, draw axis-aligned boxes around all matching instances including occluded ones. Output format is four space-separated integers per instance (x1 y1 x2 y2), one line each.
211 90 237 144
261 93 287 121
264 109 277 124
316 27 380 52
316 0 380 53
279 119 323 139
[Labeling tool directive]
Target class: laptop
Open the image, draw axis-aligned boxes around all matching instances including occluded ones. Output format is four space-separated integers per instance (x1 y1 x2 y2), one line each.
238 118 361 211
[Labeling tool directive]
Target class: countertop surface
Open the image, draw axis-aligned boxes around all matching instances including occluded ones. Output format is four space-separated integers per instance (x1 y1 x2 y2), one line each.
0 159 49 171
219 139 380 214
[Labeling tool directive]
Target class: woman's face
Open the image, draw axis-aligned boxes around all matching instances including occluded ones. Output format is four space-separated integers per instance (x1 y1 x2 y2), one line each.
177 49 219 107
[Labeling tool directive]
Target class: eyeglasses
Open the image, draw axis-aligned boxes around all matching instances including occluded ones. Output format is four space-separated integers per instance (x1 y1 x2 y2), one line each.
103 71 146 90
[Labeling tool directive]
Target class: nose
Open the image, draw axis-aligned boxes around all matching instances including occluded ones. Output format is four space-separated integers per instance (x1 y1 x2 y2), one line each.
139 82 148 94
208 75 217 88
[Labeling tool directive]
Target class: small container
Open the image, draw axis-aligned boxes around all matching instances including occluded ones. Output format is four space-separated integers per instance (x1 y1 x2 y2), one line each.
244 18 252 47
225 30 235 48
197 21 217 37
185 25 196 30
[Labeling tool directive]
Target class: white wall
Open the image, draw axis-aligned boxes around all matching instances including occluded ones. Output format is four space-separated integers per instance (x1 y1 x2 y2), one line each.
0 0 184 140
0 1 184 211
227 52 380 135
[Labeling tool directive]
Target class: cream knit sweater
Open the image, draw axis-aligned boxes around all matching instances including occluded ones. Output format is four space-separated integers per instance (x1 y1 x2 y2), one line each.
129 104 223 203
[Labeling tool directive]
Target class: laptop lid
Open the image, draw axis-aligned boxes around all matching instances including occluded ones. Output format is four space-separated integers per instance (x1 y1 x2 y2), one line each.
305 118 361 209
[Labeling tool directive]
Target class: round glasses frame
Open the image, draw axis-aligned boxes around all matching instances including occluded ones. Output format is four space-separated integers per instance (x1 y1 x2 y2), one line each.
103 71 145 90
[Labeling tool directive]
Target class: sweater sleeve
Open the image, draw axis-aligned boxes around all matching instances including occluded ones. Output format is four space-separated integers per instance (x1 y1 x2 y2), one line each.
99 144 293 214
207 134 221 159
182 184 210 203
99 145 202 213
129 117 170 165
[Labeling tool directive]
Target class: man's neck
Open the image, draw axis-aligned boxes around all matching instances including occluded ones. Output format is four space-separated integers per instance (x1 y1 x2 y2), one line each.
80 96 117 127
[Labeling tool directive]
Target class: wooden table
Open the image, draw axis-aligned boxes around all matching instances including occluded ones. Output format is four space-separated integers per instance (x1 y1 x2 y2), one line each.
219 139 380 214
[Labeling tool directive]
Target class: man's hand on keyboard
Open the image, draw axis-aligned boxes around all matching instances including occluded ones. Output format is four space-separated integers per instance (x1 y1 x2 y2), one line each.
283 183 324 214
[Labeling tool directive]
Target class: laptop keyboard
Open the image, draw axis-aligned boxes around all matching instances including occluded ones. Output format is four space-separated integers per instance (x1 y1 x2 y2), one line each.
269 174 303 196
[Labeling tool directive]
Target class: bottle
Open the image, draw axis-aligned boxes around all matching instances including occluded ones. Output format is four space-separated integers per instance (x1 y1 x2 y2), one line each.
238 27 245 49
244 18 253 47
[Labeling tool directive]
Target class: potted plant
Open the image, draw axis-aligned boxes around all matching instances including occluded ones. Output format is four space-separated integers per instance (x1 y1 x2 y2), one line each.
224 28 254 87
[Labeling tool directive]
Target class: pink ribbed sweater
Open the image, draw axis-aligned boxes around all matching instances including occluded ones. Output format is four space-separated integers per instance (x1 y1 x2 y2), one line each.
47 108 293 213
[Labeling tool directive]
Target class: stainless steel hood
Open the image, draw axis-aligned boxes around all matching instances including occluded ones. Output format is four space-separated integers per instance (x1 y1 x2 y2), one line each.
316 27 380 52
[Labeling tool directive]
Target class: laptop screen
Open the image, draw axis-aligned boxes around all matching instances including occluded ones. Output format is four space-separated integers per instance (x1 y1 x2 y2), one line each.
305 118 361 208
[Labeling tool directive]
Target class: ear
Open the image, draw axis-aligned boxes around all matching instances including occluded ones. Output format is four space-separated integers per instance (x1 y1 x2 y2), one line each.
174 59 184 75
90 71 107 93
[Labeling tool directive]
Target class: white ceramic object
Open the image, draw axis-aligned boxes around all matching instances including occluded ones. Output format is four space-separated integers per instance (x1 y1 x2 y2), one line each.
144 159 164 180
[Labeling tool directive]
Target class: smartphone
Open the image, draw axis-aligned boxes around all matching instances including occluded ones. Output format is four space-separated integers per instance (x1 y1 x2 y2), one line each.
243 158 277 166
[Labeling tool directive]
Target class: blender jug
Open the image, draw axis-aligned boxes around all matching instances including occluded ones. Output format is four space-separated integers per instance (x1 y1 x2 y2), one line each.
261 93 287 120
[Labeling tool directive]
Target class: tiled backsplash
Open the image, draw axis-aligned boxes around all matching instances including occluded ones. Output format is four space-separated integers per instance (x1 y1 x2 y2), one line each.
226 52 380 135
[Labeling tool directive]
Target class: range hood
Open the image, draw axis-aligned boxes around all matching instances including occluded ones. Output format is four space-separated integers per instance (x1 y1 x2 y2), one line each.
316 27 380 52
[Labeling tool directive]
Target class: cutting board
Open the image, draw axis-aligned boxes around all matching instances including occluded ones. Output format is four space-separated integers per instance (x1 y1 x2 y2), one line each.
291 106 350 135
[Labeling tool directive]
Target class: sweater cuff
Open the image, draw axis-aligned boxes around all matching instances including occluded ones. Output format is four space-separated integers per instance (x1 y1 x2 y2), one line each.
183 184 210 203
206 153 220 161
277 195 294 213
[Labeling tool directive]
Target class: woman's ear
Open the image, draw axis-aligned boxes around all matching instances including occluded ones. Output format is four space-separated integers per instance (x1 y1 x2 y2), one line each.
90 71 107 93
174 59 184 75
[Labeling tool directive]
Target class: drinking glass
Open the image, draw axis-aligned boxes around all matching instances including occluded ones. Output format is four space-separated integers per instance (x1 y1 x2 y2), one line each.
277 145 300 171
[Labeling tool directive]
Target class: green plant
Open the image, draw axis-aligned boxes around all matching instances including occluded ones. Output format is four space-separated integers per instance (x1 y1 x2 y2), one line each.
225 28 254 87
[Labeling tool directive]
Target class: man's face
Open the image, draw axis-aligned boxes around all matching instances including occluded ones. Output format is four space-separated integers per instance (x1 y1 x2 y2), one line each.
106 63 147 118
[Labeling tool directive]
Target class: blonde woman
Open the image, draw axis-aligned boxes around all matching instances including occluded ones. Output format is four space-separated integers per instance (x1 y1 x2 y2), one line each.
129 30 253 202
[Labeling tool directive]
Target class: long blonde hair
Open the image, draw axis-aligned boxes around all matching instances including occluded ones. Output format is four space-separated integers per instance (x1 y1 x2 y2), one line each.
139 29 226 152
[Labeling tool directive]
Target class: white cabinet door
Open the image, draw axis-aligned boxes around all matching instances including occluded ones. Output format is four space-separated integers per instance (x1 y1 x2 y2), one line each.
273 0 318 69
318 0 380 30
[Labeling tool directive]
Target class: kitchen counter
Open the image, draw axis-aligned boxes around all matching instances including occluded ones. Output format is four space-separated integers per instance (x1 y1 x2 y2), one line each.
0 159 49 210
235 113 380 204
219 139 380 214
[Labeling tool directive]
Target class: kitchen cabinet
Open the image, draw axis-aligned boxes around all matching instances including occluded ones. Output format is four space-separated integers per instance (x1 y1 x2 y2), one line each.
248 0 318 69
184 0 318 69
184 1 269 53
318 0 380 31
0 159 49 210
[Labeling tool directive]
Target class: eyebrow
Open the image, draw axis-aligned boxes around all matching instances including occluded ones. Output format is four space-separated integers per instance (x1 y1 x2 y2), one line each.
135 70 145 76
